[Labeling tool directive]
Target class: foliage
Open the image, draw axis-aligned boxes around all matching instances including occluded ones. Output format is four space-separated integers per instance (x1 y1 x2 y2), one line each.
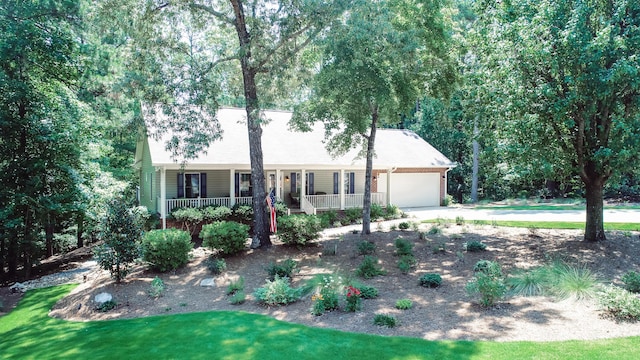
373 314 397 328
428 226 442 235
506 268 548 297
141 229 193 272
370 204 384 220
384 205 401 220
344 208 363 224
230 205 253 225
200 221 249 256
277 215 322 247
547 261 599 300
229 291 246 305
397 255 417 274
319 210 338 228
345 285 362 312
171 208 204 236
355 256 387 279
265 259 298 280
226 277 244 296
431 241 447 254
466 261 506 307
464 241 487 252
394 237 414 257
398 222 410 230
202 206 232 223
205 256 226 275
357 241 376 255
622 271 640 293
148 277 165 298
597 285 640 321
253 275 302 306
419 273 442 288
97 300 118 312
395 299 413 310
94 199 143 283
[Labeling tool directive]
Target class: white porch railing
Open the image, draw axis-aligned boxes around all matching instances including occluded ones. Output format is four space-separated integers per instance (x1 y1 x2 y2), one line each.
166 197 252 214
301 192 386 214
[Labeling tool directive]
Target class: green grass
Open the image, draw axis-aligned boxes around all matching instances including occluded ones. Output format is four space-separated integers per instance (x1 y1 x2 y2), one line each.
2 286 640 359
475 204 640 211
424 219 640 231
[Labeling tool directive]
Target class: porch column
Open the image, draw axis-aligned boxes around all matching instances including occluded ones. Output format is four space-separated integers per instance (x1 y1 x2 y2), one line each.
160 167 166 229
229 169 236 207
301 169 306 197
340 169 345 210
276 169 281 200
386 168 392 206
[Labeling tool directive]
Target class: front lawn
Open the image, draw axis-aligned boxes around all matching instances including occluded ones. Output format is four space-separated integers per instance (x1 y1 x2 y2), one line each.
1 285 640 359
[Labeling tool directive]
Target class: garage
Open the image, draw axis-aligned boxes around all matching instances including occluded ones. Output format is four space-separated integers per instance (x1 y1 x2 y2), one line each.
378 173 441 208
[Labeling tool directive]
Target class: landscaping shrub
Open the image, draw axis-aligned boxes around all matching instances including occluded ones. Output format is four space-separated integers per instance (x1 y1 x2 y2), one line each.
277 214 322 246
344 208 362 223
464 240 487 252
622 270 640 293
229 290 246 305
398 255 417 274
395 299 413 310
431 241 446 254
201 206 232 222
598 285 640 321
94 199 143 283
419 273 442 288
370 203 384 220
428 225 442 235
357 240 376 255
506 267 548 296
205 256 227 275
227 276 244 295
266 259 298 280
355 284 379 299
171 207 204 236
200 221 249 256
394 237 414 256
345 285 362 312
455 216 465 225
231 204 253 224
466 260 506 307
97 300 117 312
141 228 193 272
254 275 302 306
384 205 400 220
356 256 386 279
373 314 397 328
148 277 165 298
548 261 599 300
398 222 410 230
319 210 338 228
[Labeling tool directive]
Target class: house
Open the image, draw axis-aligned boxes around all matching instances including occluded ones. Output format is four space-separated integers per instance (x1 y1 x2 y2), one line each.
134 107 455 228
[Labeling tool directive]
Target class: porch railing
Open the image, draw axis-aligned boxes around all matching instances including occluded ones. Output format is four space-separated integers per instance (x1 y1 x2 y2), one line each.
166 196 252 214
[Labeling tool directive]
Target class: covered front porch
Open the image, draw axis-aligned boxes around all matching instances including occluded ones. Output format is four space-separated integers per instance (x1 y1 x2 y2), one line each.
148 167 393 228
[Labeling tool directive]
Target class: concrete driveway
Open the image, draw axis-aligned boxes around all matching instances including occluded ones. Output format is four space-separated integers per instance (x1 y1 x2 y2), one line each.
401 206 640 223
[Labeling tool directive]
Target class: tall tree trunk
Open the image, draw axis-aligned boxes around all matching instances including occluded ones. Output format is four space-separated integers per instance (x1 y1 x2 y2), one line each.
45 219 54 258
471 115 479 203
362 105 379 235
230 0 270 248
584 177 606 242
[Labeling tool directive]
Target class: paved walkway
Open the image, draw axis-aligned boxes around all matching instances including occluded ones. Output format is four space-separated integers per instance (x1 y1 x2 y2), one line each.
401 206 640 223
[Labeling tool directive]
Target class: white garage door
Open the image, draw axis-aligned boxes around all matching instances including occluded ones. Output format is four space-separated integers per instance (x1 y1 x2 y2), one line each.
379 173 441 207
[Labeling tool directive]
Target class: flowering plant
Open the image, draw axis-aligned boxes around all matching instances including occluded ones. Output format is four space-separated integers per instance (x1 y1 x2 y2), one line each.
345 285 362 312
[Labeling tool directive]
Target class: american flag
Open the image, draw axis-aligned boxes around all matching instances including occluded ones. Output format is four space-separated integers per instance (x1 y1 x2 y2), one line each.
266 189 277 233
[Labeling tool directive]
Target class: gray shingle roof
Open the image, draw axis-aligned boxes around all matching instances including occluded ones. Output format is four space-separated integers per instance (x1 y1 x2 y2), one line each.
146 107 454 170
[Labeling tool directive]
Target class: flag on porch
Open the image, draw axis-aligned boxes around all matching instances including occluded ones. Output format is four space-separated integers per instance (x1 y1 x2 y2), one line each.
266 189 277 233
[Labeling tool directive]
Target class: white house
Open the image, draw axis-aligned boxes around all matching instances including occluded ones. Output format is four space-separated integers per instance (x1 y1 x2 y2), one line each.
134 107 455 227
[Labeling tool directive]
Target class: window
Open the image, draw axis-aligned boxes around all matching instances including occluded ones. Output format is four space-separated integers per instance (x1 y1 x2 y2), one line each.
177 173 207 198
344 172 355 194
239 173 252 197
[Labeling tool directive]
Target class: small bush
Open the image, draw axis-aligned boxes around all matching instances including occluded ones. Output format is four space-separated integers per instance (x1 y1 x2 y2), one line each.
227 276 244 295
395 299 413 310
370 203 385 220
428 225 442 235
205 256 227 275
319 210 338 228
254 275 302 306
356 256 387 279
344 208 363 223
455 216 465 225
507 267 548 297
171 207 204 236
97 300 117 312
466 261 506 307
373 314 397 328
357 241 376 255
622 271 640 293
431 241 446 254
266 259 298 280
148 277 165 298
141 229 193 272
419 273 442 288
398 255 417 274
202 205 232 222
398 222 410 230
345 285 362 312
384 205 400 220
464 241 487 252
231 204 253 224
229 290 246 305
549 261 599 300
200 221 249 256
394 237 414 257
598 285 640 321
277 214 322 246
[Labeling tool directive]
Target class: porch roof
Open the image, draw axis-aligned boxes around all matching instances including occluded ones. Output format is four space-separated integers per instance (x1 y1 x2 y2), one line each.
145 107 455 170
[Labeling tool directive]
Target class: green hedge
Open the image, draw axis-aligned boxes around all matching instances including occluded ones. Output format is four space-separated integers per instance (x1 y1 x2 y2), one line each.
141 229 193 272
277 214 322 246
200 221 249 256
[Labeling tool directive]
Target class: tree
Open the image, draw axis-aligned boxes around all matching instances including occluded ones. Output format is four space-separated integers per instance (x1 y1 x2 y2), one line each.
104 0 349 248
0 0 87 279
476 0 640 241
293 0 456 234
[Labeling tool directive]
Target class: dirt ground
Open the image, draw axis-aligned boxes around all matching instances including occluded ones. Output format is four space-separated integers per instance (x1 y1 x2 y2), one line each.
7 221 640 342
